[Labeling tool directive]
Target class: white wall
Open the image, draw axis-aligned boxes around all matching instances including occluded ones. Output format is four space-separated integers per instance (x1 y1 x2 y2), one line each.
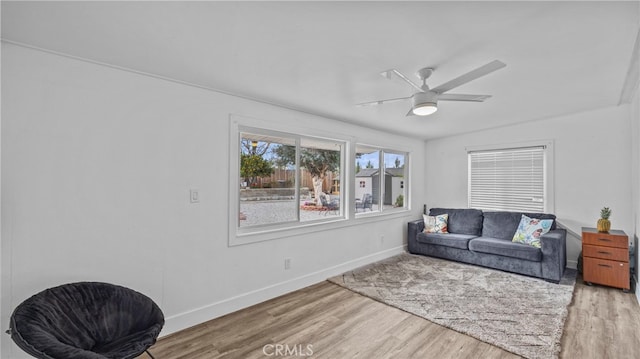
631 84 640 302
0 5 4 356
1 43 426 358
425 105 633 268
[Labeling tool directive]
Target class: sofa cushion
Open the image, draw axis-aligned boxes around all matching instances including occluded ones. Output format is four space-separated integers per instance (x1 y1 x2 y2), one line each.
417 232 477 250
423 213 448 233
469 236 542 262
429 208 483 236
482 211 556 241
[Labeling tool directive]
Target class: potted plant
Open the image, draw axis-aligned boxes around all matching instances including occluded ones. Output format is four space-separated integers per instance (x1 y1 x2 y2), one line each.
395 194 404 207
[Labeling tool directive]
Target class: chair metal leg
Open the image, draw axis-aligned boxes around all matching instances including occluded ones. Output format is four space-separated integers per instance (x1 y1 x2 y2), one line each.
146 349 156 359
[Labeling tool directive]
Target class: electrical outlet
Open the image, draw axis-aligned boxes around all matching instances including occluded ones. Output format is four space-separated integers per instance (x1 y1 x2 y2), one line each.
284 258 291 270
190 189 200 203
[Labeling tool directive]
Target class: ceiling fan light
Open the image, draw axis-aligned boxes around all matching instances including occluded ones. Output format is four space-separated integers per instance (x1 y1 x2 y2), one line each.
412 102 438 116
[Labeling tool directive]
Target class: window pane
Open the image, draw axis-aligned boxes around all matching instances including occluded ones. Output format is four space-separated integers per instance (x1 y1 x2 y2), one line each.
355 145 380 213
384 152 407 210
300 138 342 221
239 133 298 227
468 146 545 212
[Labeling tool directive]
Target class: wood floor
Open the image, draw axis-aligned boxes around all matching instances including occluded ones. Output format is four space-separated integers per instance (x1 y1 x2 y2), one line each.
144 274 640 359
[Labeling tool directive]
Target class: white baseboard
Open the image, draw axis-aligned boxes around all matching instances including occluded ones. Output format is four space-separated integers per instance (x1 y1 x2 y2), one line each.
161 245 406 336
566 259 578 270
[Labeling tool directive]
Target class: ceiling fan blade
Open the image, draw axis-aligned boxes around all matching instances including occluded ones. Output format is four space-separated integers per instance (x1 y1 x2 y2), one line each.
438 93 492 102
356 96 412 107
381 69 424 93
431 60 506 94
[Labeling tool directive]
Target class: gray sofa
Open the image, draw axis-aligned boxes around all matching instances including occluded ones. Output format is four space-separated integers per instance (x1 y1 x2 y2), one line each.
408 208 567 283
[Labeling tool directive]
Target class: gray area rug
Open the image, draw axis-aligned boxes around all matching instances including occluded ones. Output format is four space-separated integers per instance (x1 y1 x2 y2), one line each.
329 253 577 359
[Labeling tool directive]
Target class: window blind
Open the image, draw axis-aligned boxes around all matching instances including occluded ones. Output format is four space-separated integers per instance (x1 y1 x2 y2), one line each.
468 146 545 212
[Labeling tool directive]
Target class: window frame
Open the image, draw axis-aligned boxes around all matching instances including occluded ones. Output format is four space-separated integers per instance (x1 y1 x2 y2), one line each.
229 115 413 246
355 144 410 217
236 127 347 233
466 140 555 213
229 115 350 245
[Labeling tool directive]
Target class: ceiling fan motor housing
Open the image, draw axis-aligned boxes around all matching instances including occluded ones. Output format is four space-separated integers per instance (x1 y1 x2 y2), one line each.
413 91 437 107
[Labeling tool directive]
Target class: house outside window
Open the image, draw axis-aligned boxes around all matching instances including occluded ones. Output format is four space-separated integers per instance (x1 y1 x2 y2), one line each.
355 145 408 213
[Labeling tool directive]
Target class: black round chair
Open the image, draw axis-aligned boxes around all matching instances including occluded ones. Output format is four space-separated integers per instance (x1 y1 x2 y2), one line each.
8 282 164 359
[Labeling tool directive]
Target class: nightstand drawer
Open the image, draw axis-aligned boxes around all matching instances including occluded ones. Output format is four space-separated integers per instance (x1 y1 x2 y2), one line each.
583 257 630 290
582 231 628 249
583 244 629 262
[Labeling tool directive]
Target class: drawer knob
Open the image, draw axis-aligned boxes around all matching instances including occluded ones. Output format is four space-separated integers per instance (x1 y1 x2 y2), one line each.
598 238 612 242
598 264 612 268
597 251 611 255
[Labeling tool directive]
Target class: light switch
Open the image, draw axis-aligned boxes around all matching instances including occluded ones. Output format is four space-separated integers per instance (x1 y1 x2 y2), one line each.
190 189 200 203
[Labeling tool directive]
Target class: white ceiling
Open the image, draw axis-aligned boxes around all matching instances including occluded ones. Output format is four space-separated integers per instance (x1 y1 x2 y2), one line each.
2 1 639 140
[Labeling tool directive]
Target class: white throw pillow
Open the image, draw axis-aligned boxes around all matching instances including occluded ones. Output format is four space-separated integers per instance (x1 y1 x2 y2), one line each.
423 213 449 233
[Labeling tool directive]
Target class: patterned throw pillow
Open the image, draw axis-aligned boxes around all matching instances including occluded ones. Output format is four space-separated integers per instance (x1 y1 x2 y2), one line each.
423 213 449 233
512 214 553 248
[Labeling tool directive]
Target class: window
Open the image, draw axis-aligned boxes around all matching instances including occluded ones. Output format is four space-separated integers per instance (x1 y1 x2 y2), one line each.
355 145 408 213
239 127 344 232
468 144 551 212
230 115 412 244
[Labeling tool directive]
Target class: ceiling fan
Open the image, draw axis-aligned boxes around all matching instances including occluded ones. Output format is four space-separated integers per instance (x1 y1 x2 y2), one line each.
357 60 506 116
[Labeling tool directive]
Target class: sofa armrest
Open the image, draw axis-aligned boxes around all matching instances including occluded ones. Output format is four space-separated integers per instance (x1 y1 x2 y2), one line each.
540 229 567 282
407 219 424 253
408 219 424 239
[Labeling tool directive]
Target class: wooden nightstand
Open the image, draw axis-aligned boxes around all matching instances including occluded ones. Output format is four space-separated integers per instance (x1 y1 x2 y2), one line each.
582 227 630 291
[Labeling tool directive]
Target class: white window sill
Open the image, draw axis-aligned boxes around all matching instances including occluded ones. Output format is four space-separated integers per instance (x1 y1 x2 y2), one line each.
229 209 414 246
